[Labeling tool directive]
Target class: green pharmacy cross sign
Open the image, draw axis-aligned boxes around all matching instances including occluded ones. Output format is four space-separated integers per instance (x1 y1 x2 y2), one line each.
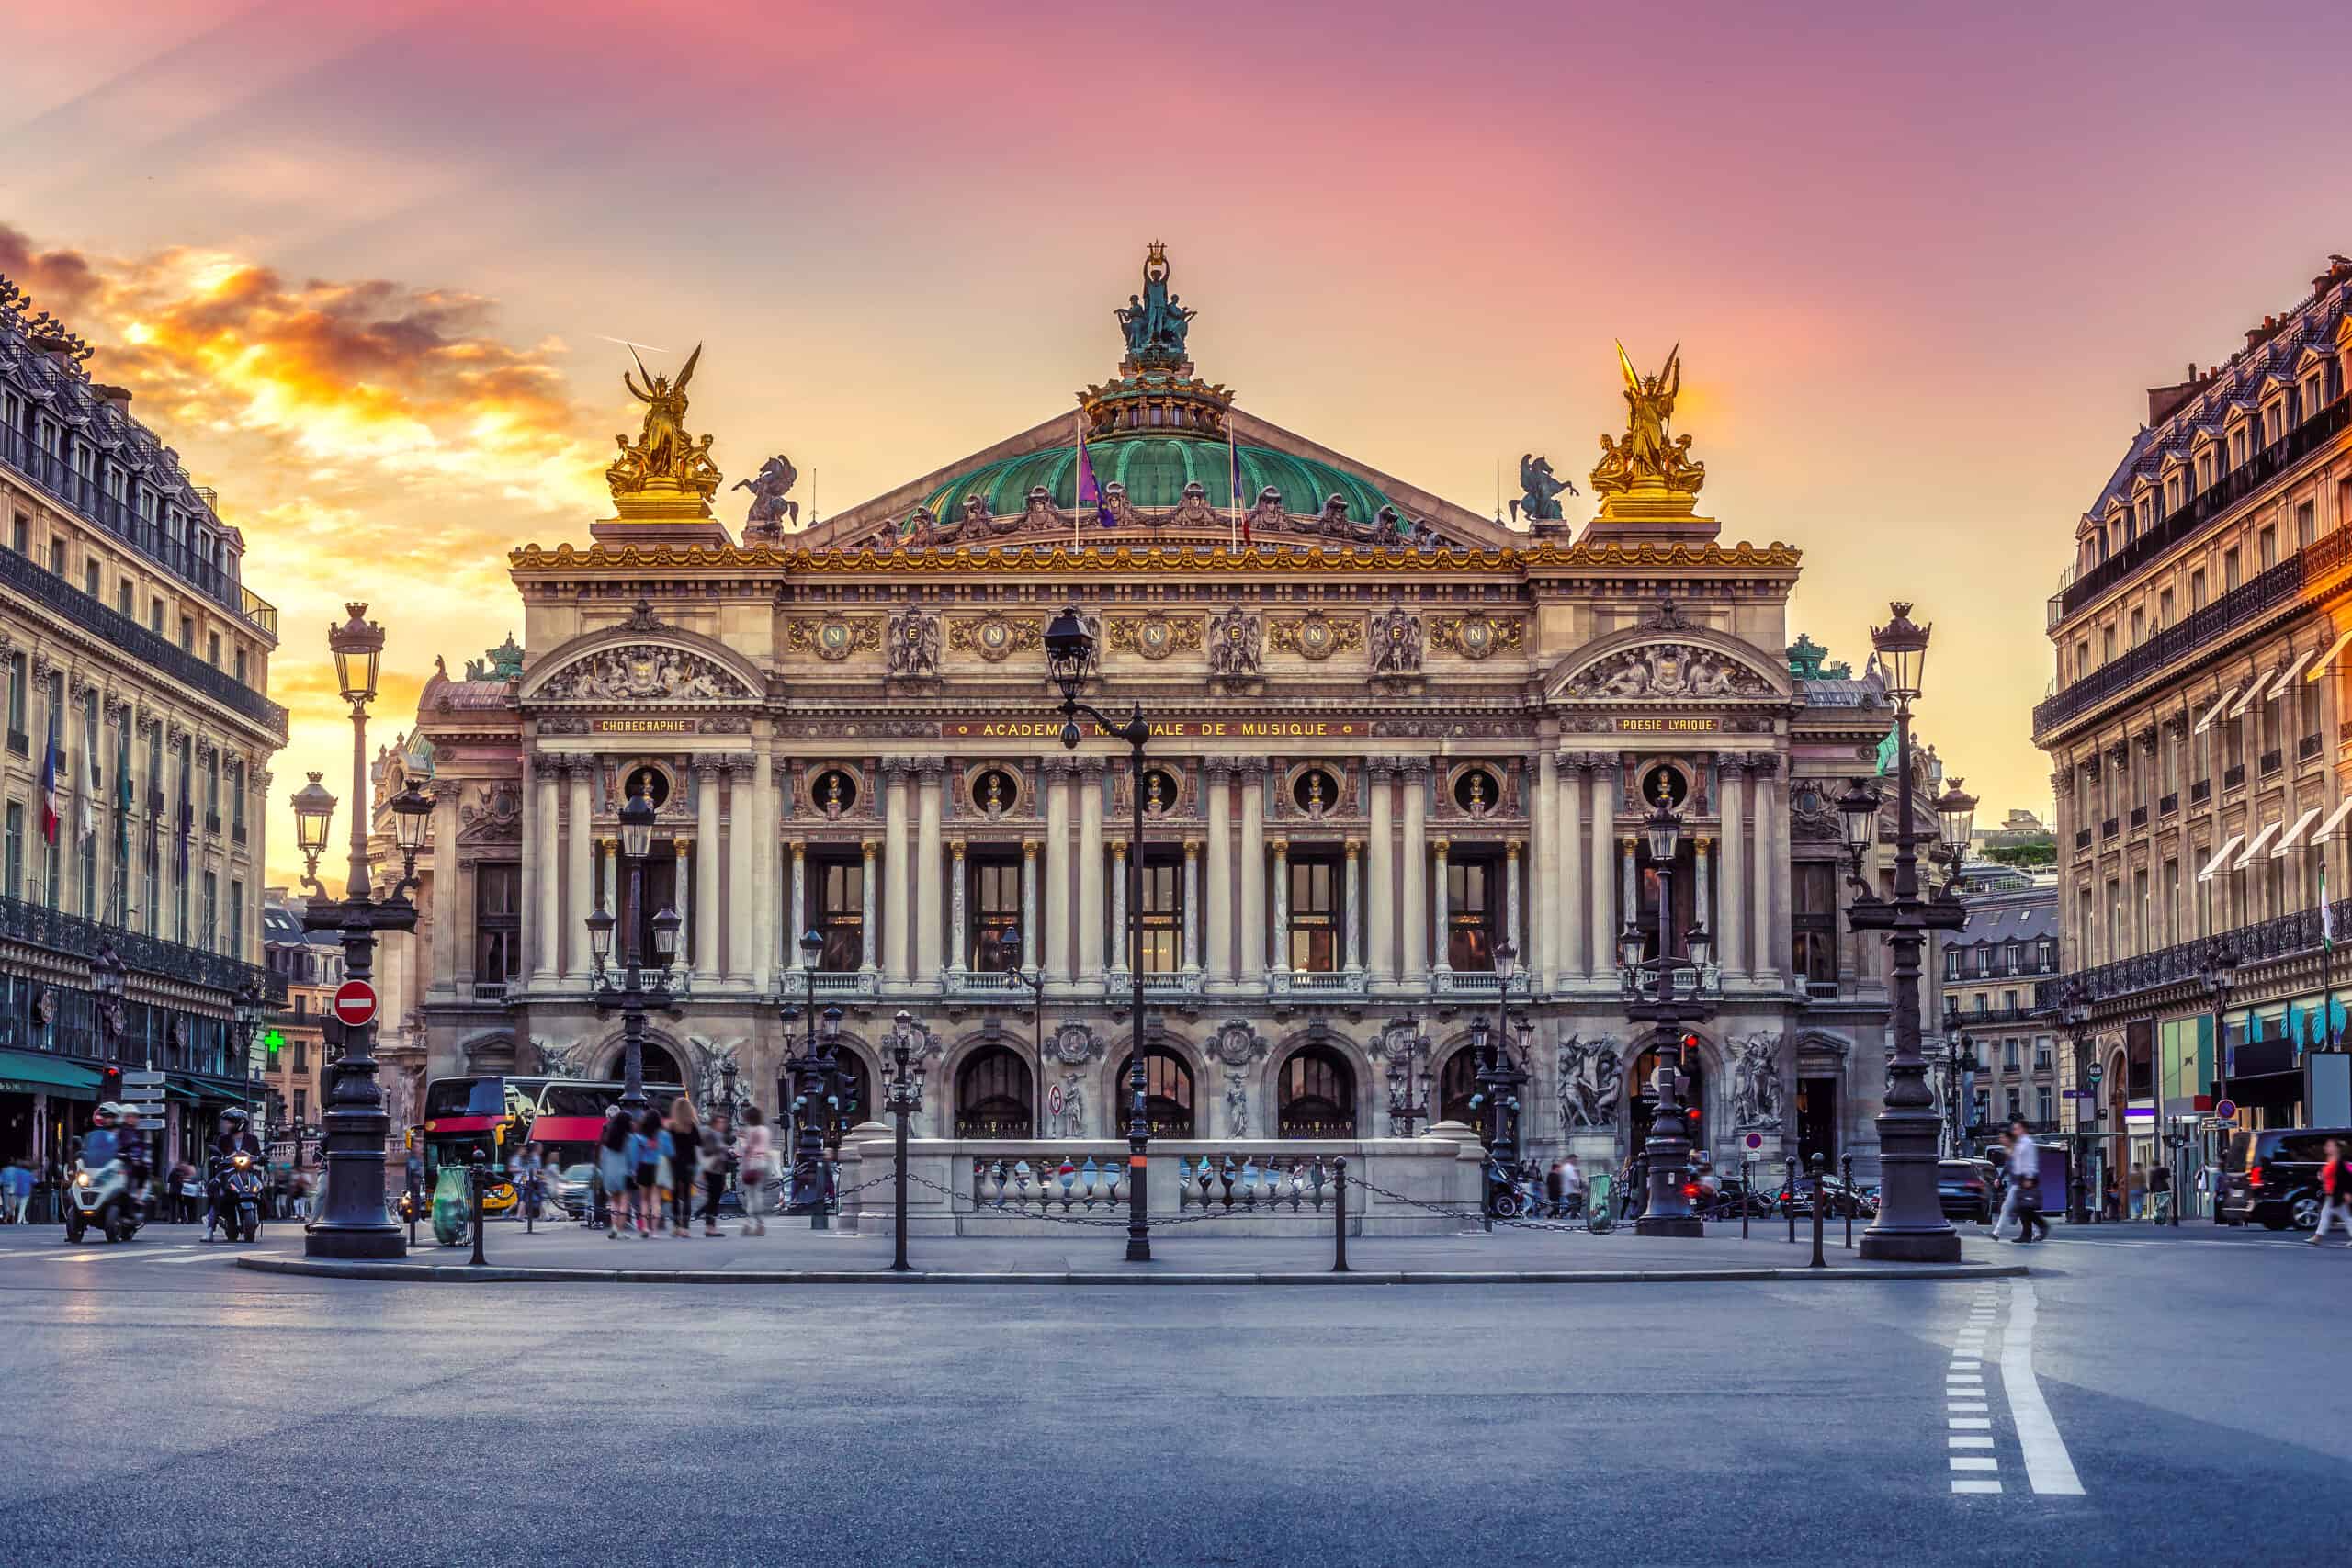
263 1029 286 1058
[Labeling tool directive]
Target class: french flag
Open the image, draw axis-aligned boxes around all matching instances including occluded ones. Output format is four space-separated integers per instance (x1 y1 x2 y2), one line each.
39 729 62 845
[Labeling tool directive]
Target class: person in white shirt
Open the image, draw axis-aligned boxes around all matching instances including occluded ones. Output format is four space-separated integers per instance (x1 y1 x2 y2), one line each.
2006 1120 2048 1243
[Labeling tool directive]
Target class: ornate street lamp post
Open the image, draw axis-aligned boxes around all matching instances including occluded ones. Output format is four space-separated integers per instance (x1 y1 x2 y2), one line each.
1837 603 1971 1261
290 604 429 1259
1044 605 1155 1263
2199 942 2238 1225
1947 1032 1982 1159
785 1004 842 1229
587 785 682 1117
89 941 127 1064
2055 983 2093 1224
1002 922 1047 1134
882 1009 933 1273
1380 1015 1433 1136
1618 794 1713 1236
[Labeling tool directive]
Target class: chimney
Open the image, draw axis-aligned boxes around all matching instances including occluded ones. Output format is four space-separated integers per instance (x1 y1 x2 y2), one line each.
92 383 132 411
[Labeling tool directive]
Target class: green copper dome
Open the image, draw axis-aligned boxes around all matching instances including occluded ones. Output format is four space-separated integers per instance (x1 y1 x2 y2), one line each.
920 435 1394 525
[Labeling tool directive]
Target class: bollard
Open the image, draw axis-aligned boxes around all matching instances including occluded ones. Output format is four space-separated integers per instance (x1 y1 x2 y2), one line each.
1841 1153 1854 1250
407 1175 419 1249
469 1154 489 1269
525 1173 536 1236
1809 1153 1826 1269
1331 1156 1350 1274
1786 1156 1798 1244
1741 1157 1752 1241
890 1100 912 1275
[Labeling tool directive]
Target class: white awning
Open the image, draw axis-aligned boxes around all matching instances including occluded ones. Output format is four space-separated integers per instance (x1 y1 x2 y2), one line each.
2313 798 2352 844
2228 671 2276 716
2197 833 2245 882
2270 806 2323 856
2194 687 2240 733
2308 628 2352 682
2233 820 2284 869
2272 649 2318 694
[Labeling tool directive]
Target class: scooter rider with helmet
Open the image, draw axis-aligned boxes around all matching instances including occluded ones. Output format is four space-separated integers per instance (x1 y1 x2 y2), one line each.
80 1103 121 1170
114 1105 153 1220
208 1108 266 1239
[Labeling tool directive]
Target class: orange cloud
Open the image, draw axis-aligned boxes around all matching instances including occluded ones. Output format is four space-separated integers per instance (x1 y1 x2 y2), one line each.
1 222 605 886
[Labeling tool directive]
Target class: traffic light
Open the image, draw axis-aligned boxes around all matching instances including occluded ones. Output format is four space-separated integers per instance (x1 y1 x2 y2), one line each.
99 1066 121 1098
1682 1034 1700 1051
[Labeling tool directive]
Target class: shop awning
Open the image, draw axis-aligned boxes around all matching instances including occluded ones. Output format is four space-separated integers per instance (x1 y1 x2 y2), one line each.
2271 806 2324 856
2270 649 2318 694
2308 627 2352 682
2233 819 2285 869
2198 833 2245 882
170 1071 257 1105
0 1048 104 1100
2193 687 2240 734
2228 674 2268 717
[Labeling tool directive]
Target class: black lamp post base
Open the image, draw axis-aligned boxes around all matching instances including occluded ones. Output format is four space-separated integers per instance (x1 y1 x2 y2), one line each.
304 1223 405 1260
1635 1213 1704 1237
1858 1226 1962 1263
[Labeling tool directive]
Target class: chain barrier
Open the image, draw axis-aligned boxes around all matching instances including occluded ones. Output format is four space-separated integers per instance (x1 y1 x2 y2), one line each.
1345 1173 1600 1235
894 1169 1346 1232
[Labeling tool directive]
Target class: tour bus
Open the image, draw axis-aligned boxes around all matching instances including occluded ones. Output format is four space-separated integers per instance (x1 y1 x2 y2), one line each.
415 1074 681 1213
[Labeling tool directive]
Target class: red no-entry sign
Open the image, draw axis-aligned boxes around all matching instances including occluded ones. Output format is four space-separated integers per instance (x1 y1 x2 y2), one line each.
333 979 379 1028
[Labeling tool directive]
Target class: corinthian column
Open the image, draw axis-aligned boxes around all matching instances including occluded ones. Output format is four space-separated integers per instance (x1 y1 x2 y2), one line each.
1239 761 1266 984
1204 761 1233 988
533 757 560 983
1557 757 1586 988
859 838 878 973
565 761 593 979
1182 840 1201 976
1078 761 1105 986
1365 761 1394 985
914 761 944 987
1754 756 1789 988
1717 757 1748 986
883 762 911 984
948 838 967 977
1431 836 1452 977
1588 758 1615 976
674 839 695 980
694 761 720 977
1400 760 1429 983
1109 838 1130 980
1271 837 1291 976
1344 839 1363 977
1044 763 1071 985
1021 840 1040 973
428 782 460 1000
1532 753 1555 991
1506 839 1523 976
727 760 754 981
751 753 775 993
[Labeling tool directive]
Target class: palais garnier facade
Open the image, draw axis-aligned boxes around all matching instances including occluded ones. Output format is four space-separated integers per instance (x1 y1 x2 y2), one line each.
364 245 1900 1176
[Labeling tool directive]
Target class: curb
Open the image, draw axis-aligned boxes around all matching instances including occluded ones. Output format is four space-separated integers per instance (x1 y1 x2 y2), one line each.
233 1255 2029 1287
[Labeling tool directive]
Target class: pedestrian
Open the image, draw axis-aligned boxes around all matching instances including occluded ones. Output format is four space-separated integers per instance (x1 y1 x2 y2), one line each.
665 1097 703 1237
698 1111 731 1236
737 1106 773 1236
515 1143 546 1224
1988 1129 2020 1239
632 1107 662 1237
597 1110 635 1242
2149 1159 2172 1224
2308 1137 2352 1247
0 1156 28 1224
2007 1119 2049 1243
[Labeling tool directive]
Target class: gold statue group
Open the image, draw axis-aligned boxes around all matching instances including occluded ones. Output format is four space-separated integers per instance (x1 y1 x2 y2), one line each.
1591 341 1706 498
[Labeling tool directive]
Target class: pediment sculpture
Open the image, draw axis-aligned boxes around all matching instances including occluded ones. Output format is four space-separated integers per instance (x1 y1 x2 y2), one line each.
537 643 750 702
1564 642 1774 700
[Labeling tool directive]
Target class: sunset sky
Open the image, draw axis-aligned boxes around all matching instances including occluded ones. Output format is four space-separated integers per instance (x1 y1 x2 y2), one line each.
6 0 2350 883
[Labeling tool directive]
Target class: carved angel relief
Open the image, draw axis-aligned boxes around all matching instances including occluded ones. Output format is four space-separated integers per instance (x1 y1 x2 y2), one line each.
537 644 748 702
1564 643 1773 699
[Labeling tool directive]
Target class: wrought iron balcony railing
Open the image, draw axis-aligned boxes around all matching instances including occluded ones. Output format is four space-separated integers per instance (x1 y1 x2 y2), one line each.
0 546 286 734
2067 894 2352 1006
0 892 276 1000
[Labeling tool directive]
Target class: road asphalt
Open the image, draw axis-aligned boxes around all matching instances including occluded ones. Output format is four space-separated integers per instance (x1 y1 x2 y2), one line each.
0 1217 2342 1566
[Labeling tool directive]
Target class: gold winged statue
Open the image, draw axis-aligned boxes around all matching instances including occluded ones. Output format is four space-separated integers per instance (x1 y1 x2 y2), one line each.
607 344 718 502
1591 340 1705 498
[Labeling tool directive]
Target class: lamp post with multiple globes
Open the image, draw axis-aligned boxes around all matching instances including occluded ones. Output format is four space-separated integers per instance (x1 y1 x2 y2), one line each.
1617 793 1714 1237
290 604 432 1259
584 785 683 1116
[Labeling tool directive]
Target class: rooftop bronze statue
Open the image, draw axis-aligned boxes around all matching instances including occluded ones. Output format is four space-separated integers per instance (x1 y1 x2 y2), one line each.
1511 453 1577 523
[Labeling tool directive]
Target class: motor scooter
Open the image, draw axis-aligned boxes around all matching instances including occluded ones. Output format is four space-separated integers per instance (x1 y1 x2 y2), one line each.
62 1158 143 1245
214 1151 266 1243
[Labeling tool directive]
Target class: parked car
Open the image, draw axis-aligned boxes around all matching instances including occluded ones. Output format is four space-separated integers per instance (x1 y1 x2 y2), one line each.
1937 1159 1995 1224
2220 1127 2352 1231
1778 1174 1875 1218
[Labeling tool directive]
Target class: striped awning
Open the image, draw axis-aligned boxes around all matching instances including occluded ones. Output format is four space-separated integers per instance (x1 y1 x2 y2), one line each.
2312 798 2352 844
2233 820 2284 868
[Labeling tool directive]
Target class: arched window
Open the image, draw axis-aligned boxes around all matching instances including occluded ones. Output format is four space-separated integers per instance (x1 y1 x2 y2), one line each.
1438 1048 1481 1128
1630 1045 1706 1155
1111 1050 1195 1138
637 1043 684 1089
1277 1045 1356 1138
956 1046 1034 1138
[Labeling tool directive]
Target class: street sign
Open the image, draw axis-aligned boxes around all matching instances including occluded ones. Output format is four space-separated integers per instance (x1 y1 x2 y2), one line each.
2087 1063 2105 1084
2214 1098 2237 1122
2062 1089 2094 1100
1046 1083 1065 1119
332 979 378 1028
122 1070 164 1088
1744 1132 1764 1151
121 1088 164 1102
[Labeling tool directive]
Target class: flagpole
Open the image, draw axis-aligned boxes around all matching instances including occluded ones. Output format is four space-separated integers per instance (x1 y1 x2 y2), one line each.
1073 412 1083 552
1228 414 1238 557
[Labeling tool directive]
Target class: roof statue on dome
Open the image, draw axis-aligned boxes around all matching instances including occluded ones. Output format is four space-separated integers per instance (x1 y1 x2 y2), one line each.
605 343 720 521
1511 454 1577 523
1114 242 1196 369
1592 340 1705 501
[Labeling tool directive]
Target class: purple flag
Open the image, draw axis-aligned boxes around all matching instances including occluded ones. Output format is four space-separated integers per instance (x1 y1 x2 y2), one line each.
1075 434 1114 527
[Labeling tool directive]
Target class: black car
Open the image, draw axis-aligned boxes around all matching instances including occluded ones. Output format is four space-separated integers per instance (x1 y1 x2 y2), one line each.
2220 1126 2352 1231
1937 1159 1995 1224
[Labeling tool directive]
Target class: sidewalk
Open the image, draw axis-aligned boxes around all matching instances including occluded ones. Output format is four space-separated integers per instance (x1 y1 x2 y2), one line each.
234 1215 2030 1286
